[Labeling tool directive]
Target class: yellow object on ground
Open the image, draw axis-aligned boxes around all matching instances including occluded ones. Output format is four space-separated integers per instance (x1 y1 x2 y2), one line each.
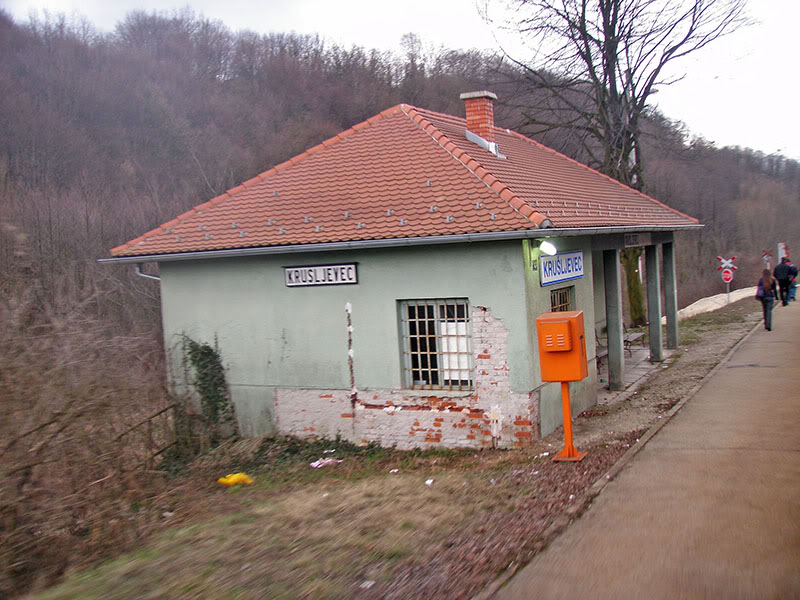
217 472 254 486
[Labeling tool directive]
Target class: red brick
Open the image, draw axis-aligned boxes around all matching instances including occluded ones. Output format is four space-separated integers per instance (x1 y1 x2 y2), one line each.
319 394 333 398
514 431 532 438
514 420 533 426
477 353 491 359
340 413 354 418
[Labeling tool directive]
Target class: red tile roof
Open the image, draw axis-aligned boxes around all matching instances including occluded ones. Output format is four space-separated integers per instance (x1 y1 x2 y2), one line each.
111 104 698 257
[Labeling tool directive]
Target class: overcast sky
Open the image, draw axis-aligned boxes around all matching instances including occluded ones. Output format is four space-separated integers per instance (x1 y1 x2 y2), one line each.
3 0 798 160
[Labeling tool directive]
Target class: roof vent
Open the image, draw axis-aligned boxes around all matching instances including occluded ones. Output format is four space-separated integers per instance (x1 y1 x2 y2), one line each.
460 91 504 158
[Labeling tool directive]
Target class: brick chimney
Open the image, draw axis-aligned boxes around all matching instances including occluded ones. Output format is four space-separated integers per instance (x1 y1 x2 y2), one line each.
460 91 497 142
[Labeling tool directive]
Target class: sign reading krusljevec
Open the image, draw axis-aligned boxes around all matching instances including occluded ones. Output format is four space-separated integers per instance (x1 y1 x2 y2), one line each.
284 263 358 287
539 251 585 286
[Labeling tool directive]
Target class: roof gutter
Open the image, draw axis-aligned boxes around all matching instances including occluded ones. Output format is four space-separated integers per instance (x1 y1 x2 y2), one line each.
135 263 161 281
99 224 703 265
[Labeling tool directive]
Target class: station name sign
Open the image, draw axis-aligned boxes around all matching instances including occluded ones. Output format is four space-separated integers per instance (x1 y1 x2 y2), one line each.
284 263 358 287
540 251 584 286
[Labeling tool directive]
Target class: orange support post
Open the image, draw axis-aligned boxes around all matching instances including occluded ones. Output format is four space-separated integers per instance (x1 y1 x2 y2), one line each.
553 381 587 462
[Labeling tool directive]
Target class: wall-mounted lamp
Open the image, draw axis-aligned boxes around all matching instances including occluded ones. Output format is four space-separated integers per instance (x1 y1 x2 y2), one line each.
538 240 557 256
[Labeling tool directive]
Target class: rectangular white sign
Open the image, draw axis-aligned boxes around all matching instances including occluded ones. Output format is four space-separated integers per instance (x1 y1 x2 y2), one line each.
284 263 358 287
540 251 584 286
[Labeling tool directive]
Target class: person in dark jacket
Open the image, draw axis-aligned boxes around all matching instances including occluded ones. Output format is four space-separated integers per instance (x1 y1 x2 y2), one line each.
788 259 797 302
774 257 798 306
757 269 778 330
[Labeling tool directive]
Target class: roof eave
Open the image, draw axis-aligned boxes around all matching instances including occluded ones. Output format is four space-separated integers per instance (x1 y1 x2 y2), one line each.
100 223 703 264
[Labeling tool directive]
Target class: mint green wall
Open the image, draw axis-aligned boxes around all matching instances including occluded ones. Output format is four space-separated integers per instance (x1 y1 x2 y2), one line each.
522 237 599 437
159 241 537 435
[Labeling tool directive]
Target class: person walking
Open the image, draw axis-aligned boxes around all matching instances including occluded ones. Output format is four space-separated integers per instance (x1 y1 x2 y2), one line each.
787 259 797 302
773 256 797 307
757 269 778 330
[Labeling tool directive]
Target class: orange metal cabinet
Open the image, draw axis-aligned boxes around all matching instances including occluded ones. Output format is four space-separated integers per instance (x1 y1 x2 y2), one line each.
536 311 588 382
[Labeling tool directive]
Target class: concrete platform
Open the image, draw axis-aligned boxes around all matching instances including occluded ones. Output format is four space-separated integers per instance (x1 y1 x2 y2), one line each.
495 304 800 599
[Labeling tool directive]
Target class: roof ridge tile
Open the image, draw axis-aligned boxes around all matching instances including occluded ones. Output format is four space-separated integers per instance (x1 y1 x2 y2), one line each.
402 105 550 228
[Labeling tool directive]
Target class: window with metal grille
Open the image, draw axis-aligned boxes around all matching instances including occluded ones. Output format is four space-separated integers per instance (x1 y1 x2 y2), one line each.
550 286 573 312
399 299 473 391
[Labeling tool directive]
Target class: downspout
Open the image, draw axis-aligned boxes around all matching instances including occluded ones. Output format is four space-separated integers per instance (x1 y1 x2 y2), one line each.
135 263 160 281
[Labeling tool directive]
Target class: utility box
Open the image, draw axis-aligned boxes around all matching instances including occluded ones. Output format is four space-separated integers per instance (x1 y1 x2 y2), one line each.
536 311 588 382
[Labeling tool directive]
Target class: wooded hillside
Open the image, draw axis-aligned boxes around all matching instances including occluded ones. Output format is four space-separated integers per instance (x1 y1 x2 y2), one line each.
1 9 798 328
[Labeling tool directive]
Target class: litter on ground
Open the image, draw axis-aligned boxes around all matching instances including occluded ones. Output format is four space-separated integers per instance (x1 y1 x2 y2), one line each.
310 458 344 468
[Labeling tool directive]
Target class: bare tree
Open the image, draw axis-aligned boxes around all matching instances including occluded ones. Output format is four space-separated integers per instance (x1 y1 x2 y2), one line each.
497 0 748 188
491 0 748 323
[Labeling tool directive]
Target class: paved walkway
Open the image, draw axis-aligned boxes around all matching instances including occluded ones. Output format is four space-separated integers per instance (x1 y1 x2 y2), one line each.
494 304 800 600
596 344 672 403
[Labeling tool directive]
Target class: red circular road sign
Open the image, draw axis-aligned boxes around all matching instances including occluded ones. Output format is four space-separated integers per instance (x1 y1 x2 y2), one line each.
721 268 734 283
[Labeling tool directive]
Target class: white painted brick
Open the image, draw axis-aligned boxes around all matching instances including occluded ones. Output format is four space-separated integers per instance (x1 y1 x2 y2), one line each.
274 306 538 449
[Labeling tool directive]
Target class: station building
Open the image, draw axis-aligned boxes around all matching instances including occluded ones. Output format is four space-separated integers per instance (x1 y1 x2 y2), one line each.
105 92 700 448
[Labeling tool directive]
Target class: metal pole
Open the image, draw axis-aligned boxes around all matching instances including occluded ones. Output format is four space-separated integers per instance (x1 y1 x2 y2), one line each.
553 382 587 462
727 282 730 304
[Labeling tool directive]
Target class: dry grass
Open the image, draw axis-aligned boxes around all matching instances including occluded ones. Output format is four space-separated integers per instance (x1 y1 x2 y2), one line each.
30 430 645 600
34 474 470 599
0 223 178 598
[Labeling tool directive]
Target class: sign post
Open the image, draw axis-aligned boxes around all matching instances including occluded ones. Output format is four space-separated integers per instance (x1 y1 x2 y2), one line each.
717 256 737 304
536 311 589 462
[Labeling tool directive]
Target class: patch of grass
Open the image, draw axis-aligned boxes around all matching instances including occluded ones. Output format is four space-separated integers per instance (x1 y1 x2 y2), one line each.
677 328 701 345
32 429 660 600
383 546 414 560
683 307 747 329
33 466 528 600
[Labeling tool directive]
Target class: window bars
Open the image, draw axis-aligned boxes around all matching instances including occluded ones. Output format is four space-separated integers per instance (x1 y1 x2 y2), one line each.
400 299 473 391
550 286 572 312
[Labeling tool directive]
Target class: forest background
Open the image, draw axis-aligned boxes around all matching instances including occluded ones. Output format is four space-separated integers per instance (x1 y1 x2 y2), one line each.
1 8 799 596
1 8 799 328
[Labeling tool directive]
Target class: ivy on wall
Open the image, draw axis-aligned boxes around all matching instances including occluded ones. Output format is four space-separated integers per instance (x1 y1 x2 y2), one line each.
180 335 236 442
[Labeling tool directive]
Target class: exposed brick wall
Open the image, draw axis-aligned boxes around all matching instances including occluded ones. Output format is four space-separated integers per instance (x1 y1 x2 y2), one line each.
273 306 538 449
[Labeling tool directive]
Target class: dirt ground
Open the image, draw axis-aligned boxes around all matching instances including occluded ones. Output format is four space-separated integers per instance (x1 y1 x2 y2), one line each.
33 299 763 600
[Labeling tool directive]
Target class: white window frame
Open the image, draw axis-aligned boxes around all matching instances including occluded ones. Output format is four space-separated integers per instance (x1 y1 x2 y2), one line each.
399 298 473 391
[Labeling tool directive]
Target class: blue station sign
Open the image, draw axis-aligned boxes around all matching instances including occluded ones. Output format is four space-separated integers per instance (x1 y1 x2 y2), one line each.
540 251 585 286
